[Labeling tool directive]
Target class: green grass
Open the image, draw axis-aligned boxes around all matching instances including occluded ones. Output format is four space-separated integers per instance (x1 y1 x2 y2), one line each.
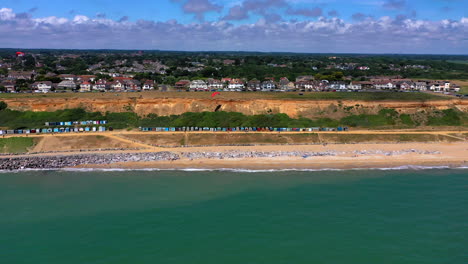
0 137 37 154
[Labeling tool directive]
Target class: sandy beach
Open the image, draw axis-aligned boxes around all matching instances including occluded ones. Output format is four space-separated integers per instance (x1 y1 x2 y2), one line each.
72 142 468 170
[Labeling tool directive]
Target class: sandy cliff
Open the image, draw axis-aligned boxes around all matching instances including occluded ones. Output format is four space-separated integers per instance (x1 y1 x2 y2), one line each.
2 97 467 118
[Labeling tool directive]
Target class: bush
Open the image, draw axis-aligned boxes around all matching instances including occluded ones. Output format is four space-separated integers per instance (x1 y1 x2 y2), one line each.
0 101 7 111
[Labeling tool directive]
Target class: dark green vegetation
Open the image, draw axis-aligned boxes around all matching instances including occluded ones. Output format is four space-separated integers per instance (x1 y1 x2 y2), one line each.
0 137 36 153
0 105 466 130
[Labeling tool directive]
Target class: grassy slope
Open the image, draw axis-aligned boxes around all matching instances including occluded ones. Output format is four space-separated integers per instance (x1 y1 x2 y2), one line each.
121 133 461 147
0 137 37 153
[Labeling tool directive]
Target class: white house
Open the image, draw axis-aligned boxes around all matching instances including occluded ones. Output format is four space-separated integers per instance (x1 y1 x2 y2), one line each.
32 81 52 93
227 79 244 91
79 81 92 92
190 80 208 91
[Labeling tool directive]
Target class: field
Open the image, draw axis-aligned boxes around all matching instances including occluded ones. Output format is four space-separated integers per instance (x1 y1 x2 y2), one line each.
0 90 448 101
0 137 38 153
30 135 141 153
120 132 461 147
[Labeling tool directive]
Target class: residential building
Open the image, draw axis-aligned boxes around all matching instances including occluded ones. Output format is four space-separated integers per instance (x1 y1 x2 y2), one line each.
174 80 190 90
142 80 155 90
79 81 92 92
32 81 52 93
261 80 276 91
190 80 208 91
94 79 108 91
207 79 224 90
227 79 244 91
247 79 261 91
57 80 77 91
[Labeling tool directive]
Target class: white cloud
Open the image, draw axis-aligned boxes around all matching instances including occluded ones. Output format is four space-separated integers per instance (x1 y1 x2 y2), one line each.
0 7 467 54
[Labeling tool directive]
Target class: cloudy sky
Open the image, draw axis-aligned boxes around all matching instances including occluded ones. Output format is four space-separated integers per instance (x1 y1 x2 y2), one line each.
1 0 467 54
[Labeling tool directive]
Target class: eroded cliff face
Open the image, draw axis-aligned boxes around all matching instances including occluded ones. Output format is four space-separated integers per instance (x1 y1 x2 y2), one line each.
3 97 467 118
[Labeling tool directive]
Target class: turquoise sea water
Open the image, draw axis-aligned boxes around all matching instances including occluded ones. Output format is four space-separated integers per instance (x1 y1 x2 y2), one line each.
1 169 467 264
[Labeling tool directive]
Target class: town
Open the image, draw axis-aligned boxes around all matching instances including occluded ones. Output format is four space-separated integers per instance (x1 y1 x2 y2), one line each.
0 50 466 95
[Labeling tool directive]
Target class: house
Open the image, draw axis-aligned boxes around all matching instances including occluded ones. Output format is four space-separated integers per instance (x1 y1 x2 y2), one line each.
32 81 52 93
373 80 395 90
110 80 125 91
58 74 76 81
347 82 362 91
278 77 295 91
414 81 427 91
124 79 141 91
261 80 276 91
0 80 16 92
329 81 347 91
247 79 261 91
174 80 190 90
79 81 92 92
396 81 414 91
142 80 155 90
227 79 244 91
207 79 223 90
57 80 77 91
8 71 34 80
190 80 208 91
77 75 96 82
94 79 108 91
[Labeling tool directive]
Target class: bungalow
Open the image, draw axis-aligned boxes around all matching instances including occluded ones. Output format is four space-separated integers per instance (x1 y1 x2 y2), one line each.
190 80 208 91
32 81 52 93
174 80 190 90
396 81 414 91
1 80 16 92
142 80 155 90
79 81 92 92
347 82 362 91
57 80 77 91
373 80 395 90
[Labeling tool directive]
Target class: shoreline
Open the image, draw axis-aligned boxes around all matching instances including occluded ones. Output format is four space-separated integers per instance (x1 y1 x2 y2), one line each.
1 142 466 172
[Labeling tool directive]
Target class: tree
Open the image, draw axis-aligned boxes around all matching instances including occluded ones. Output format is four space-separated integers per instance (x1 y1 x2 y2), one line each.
0 85 5 92
0 101 7 111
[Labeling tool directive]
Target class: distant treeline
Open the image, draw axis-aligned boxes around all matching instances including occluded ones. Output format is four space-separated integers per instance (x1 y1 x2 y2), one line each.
0 104 465 130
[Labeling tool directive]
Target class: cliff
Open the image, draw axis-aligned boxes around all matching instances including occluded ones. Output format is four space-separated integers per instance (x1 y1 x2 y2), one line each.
2 97 467 118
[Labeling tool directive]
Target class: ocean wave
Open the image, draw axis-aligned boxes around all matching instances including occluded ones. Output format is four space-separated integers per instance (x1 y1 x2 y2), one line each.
1 166 467 173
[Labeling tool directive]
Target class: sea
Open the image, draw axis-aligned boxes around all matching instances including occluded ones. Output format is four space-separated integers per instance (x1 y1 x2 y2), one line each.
1 168 467 264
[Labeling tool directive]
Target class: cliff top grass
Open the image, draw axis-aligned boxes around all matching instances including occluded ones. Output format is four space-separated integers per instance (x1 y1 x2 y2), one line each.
0 90 449 101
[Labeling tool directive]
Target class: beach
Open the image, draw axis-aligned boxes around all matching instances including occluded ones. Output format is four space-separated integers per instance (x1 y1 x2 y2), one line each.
2 142 466 171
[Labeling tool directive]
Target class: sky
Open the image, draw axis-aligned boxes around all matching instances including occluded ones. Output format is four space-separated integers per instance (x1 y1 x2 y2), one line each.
0 0 467 54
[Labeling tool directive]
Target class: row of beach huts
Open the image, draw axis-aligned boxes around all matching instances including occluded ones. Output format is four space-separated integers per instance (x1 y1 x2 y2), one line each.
45 120 108 126
0 126 109 135
140 127 349 132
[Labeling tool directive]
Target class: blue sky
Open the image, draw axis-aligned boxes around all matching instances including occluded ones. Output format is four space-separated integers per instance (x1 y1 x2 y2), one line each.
0 0 467 53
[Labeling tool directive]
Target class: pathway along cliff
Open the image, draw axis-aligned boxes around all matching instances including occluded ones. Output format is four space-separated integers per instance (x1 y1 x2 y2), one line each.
2 96 467 118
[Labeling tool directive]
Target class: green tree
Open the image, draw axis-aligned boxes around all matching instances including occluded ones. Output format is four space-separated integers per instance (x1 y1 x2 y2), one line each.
0 101 7 111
